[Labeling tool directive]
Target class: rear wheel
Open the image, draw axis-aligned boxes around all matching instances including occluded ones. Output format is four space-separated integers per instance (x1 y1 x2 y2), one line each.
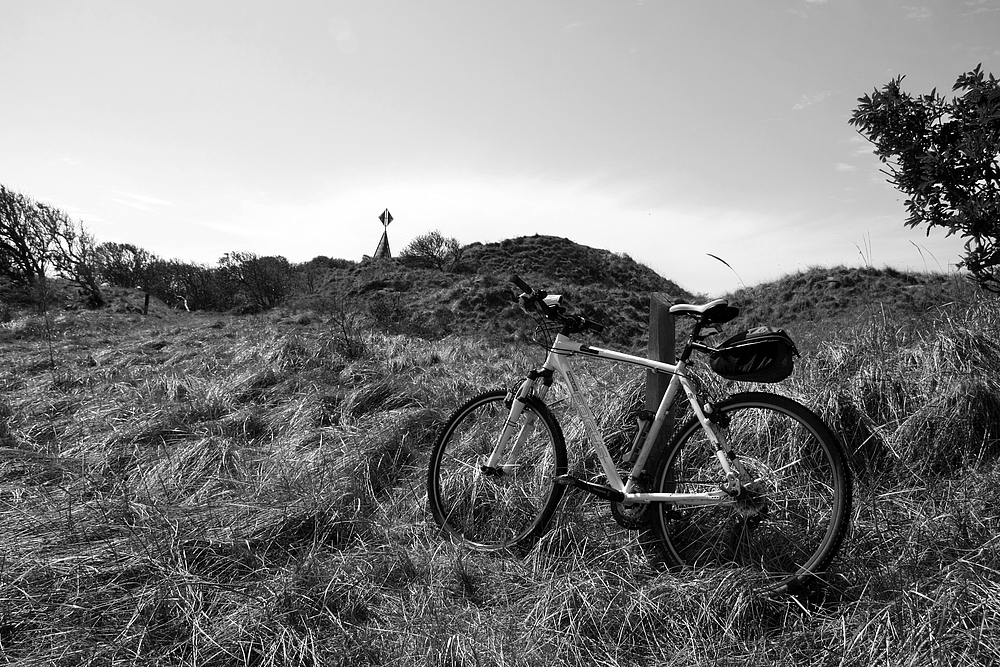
427 389 567 551
648 392 851 594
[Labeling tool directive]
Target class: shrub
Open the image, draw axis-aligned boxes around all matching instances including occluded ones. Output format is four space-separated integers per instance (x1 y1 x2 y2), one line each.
94 242 157 289
149 260 234 311
219 252 297 311
398 230 462 271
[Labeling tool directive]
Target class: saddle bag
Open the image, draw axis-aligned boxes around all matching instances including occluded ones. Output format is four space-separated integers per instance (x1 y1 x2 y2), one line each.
709 326 800 383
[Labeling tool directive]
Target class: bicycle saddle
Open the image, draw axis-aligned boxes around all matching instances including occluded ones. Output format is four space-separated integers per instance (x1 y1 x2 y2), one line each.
669 299 740 324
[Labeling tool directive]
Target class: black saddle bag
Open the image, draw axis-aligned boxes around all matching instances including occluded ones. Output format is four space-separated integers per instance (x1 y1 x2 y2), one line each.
709 326 800 383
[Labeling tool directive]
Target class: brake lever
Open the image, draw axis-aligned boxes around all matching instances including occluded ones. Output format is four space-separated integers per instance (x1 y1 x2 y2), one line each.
518 293 535 314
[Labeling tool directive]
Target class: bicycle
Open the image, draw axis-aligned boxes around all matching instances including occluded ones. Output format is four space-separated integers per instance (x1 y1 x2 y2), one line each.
427 275 852 595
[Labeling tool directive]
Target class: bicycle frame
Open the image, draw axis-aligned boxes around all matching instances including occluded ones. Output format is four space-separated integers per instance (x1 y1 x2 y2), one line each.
485 331 744 507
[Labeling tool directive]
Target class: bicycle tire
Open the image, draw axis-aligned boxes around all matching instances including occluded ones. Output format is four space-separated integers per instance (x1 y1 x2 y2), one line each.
647 392 852 595
427 389 568 551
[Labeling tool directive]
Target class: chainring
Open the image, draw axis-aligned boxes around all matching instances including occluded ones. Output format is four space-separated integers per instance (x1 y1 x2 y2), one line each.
610 479 651 529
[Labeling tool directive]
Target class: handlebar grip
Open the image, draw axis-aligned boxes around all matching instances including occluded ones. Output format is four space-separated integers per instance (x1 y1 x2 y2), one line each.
510 274 533 294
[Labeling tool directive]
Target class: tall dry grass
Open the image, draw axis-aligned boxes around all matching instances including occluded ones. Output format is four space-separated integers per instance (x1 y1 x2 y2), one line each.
0 287 998 665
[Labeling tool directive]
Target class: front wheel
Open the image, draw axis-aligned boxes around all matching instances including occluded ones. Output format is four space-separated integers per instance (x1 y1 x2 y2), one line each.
647 392 852 595
427 389 567 551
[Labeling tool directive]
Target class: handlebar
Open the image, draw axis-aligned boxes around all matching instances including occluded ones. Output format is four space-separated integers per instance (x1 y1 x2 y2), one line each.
510 274 741 346
511 274 533 294
510 274 606 334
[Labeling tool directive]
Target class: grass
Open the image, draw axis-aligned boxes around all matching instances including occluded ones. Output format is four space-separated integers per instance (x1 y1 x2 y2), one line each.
1 268 999 665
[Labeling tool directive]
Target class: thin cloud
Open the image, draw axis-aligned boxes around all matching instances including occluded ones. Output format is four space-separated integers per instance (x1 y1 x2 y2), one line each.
788 0 826 18
565 22 584 31
965 6 1000 16
110 191 173 212
329 17 359 55
37 198 106 224
848 135 874 157
902 6 933 20
792 91 832 110
964 0 999 15
202 221 270 239
868 170 893 187
110 199 154 212
835 163 859 173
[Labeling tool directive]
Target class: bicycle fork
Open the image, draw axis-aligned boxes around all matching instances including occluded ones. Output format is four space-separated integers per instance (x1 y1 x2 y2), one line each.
482 377 546 474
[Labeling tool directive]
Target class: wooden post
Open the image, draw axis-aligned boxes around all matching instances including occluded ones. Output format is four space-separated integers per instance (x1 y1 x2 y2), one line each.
645 293 675 467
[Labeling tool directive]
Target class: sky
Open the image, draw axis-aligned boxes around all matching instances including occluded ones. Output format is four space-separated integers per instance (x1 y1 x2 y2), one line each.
2 0 999 296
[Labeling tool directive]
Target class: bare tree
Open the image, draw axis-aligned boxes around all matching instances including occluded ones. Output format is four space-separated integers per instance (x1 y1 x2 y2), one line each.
0 185 58 285
50 213 105 308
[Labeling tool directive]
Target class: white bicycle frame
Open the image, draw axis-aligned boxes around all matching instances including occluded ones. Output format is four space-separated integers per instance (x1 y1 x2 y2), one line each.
486 331 746 507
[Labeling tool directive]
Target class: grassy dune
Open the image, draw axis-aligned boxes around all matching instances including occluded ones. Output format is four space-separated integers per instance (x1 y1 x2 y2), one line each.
1 274 999 665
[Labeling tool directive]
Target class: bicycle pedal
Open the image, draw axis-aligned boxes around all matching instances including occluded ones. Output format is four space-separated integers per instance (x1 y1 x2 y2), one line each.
554 475 625 503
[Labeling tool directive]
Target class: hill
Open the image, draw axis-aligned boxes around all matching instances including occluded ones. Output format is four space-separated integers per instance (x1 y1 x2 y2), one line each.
291 234 695 350
5 236 969 356
719 265 980 352
295 238 978 358
459 234 684 295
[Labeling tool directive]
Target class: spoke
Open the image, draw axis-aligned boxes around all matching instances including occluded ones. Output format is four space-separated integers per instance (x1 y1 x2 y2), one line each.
751 456 802 483
650 395 848 592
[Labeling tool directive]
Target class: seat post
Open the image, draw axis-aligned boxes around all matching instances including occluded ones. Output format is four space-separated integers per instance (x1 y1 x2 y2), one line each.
677 320 700 363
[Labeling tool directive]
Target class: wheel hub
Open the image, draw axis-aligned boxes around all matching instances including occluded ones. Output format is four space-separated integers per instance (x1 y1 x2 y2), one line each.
733 482 769 526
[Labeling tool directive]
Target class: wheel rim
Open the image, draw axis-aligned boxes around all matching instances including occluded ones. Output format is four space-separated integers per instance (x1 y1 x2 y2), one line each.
431 396 563 550
656 400 845 590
